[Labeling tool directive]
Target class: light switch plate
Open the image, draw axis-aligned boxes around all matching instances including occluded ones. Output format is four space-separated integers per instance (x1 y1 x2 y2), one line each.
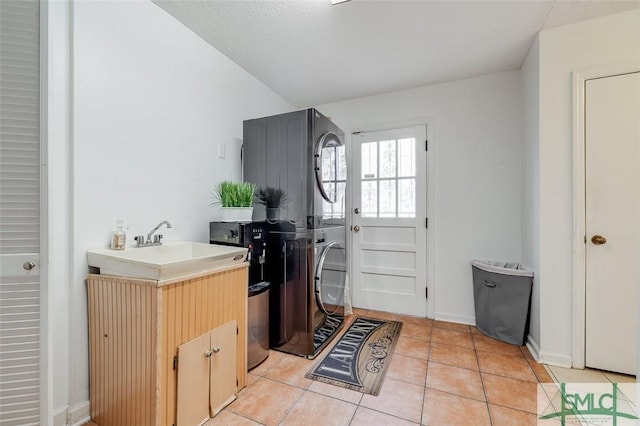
218 144 226 159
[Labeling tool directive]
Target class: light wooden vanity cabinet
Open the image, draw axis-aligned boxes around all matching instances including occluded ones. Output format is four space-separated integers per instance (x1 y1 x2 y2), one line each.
87 263 248 426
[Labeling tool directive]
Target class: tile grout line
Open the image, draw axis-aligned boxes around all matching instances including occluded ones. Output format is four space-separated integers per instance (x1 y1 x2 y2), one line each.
351 406 423 425
275 385 306 426
423 315 437 424
345 403 358 426
305 384 362 406
487 401 543 417
473 333 494 426
420 356 430 426
421 317 433 425
520 346 540 383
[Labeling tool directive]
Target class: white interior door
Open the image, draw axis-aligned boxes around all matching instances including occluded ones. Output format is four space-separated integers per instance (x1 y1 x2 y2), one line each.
0 1 42 423
351 126 427 316
585 72 640 375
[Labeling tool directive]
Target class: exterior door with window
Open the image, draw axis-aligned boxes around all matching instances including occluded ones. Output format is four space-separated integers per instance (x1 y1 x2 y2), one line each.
351 126 427 316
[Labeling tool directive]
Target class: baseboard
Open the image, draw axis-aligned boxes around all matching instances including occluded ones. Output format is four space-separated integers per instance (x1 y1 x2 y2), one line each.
433 311 475 326
525 334 541 361
524 335 572 368
69 400 90 426
53 408 67 426
53 401 90 426
538 350 573 368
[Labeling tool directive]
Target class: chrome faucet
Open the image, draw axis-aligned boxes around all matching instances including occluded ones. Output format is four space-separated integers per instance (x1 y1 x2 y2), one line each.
135 220 172 247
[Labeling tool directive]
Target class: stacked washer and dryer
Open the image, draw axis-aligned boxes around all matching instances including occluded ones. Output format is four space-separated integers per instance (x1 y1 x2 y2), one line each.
243 108 348 358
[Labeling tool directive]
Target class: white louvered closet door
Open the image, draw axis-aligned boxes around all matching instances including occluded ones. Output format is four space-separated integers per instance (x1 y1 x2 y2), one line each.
0 1 42 425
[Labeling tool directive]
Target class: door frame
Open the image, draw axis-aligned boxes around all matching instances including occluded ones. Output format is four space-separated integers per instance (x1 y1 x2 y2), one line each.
40 1 50 423
571 63 640 369
345 117 436 319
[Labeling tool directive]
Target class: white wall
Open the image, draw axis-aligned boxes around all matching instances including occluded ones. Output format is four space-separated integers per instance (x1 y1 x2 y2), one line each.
50 0 293 420
521 36 541 351
536 10 640 365
318 70 523 324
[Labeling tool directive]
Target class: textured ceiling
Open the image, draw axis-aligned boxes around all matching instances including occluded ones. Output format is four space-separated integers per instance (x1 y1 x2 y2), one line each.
154 0 639 107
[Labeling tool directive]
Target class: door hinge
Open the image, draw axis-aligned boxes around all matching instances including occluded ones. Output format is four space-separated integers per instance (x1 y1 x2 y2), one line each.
425 218 429 228
425 139 428 151
173 355 178 371
425 287 428 299
237 326 239 335
584 235 587 244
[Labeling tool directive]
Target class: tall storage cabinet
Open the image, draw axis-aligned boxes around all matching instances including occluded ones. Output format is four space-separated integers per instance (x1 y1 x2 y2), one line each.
87 263 248 426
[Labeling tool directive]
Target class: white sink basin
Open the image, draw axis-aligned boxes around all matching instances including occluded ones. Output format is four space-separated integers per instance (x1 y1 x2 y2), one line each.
87 241 247 280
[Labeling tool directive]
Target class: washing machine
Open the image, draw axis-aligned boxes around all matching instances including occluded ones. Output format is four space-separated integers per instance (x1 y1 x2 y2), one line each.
311 227 347 354
243 108 348 358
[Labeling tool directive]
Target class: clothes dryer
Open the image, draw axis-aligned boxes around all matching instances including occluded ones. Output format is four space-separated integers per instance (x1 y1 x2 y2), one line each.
243 108 347 358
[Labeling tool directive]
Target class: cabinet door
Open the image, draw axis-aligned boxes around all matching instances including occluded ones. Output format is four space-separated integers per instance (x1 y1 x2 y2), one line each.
177 333 211 426
209 320 238 416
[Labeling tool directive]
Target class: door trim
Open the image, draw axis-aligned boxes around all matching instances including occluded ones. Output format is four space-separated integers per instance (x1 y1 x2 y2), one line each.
346 116 436 318
572 63 640 370
40 1 50 423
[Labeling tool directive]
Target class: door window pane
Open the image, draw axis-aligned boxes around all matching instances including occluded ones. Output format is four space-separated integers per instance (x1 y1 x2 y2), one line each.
362 142 377 179
398 138 415 177
398 178 415 217
359 135 417 218
362 181 377 217
379 180 396 217
379 140 397 178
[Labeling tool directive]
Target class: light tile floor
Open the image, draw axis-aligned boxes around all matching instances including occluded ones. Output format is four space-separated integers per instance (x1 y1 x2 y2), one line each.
84 308 636 426
207 309 558 426
546 364 636 384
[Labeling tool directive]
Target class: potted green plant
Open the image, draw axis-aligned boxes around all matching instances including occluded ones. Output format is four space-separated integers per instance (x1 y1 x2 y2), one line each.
256 187 287 220
211 180 256 222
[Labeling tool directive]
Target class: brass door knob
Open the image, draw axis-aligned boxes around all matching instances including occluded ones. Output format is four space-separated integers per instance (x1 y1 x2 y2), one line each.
353 225 360 233
591 235 607 245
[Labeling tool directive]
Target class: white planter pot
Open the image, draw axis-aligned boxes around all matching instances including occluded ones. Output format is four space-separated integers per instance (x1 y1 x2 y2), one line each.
220 207 254 222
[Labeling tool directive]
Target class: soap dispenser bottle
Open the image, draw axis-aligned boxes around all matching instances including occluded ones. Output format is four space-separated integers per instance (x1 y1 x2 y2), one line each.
110 220 126 250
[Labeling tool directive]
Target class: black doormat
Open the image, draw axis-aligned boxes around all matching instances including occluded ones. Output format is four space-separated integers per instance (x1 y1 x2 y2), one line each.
305 316 403 396
313 314 344 353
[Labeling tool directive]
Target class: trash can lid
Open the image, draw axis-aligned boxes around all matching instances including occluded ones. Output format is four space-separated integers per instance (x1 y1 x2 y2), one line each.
471 260 533 277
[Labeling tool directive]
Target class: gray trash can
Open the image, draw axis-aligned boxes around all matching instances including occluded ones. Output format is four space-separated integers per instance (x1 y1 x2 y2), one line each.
471 260 533 346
